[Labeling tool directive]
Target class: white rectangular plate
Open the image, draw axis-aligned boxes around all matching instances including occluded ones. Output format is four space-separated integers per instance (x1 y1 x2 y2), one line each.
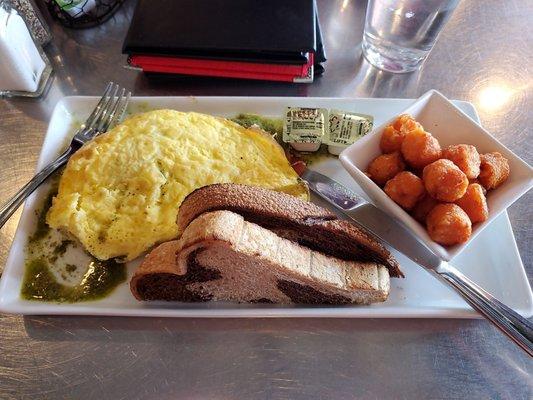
0 96 531 318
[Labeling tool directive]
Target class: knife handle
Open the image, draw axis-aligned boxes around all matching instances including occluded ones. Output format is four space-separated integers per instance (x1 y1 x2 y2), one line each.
436 263 533 357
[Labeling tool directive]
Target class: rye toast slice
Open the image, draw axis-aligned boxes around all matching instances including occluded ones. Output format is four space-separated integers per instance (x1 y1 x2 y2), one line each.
178 184 403 278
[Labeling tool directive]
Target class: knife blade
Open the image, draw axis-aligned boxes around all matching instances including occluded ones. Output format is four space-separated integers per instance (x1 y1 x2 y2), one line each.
301 168 442 269
301 168 533 356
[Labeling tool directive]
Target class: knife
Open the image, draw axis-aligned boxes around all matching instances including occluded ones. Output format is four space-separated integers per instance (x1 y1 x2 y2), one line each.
302 168 533 356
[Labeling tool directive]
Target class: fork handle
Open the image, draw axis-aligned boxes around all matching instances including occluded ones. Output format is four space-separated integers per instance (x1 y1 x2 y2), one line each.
0 147 73 228
435 263 533 356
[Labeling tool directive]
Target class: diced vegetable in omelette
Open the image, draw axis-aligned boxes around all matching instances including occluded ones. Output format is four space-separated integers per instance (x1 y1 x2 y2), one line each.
47 110 308 261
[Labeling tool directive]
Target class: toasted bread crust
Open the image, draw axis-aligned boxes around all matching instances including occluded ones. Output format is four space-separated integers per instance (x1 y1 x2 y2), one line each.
178 184 403 278
178 183 335 232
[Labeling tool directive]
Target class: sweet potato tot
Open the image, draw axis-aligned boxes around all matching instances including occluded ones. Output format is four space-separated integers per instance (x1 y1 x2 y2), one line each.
411 195 438 224
442 144 481 179
367 152 405 186
478 152 510 190
427 203 472 246
469 179 487 195
423 159 468 202
456 183 489 224
381 115 423 153
384 171 426 210
380 126 404 153
392 114 414 130
401 130 442 169
400 118 423 135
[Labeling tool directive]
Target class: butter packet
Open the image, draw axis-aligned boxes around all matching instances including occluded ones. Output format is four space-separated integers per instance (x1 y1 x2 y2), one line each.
282 107 327 152
326 110 373 155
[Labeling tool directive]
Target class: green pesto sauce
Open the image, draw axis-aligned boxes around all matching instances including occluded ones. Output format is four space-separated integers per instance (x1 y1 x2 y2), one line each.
22 186 127 303
21 258 126 302
29 189 54 243
231 113 335 166
231 113 283 137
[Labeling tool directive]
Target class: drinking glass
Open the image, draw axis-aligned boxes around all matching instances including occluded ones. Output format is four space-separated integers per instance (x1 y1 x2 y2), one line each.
362 0 460 73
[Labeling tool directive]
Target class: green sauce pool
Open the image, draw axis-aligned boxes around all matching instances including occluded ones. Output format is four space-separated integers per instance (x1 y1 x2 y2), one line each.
21 185 127 303
21 258 126 302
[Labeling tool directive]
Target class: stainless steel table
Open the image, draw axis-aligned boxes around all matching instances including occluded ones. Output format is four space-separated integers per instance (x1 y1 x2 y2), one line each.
1 1 531 398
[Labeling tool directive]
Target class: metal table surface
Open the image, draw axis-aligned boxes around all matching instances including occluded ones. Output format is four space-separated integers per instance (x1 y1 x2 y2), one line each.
0 0 531 398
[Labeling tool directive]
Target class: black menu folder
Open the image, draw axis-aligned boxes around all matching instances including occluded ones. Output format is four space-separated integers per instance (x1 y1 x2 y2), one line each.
123 0 326 82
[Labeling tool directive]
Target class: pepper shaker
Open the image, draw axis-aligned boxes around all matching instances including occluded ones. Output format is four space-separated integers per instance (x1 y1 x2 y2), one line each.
11 0 52 45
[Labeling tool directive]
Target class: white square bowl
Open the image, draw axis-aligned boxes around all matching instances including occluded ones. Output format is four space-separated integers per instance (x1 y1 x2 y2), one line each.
339 90 533 261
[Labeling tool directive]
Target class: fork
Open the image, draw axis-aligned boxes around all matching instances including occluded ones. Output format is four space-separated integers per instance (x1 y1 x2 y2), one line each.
0 82 131 228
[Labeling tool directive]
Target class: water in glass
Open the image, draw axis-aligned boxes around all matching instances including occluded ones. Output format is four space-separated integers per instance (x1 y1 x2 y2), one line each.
363 0 459 73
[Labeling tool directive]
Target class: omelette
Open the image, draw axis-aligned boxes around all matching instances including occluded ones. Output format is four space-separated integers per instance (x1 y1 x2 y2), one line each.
47 110 308 261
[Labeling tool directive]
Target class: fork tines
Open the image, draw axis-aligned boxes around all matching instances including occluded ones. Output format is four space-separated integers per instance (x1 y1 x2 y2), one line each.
84 82 131 134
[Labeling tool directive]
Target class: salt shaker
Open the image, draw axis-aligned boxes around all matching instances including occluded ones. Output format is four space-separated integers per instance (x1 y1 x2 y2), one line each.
0 0 53 98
